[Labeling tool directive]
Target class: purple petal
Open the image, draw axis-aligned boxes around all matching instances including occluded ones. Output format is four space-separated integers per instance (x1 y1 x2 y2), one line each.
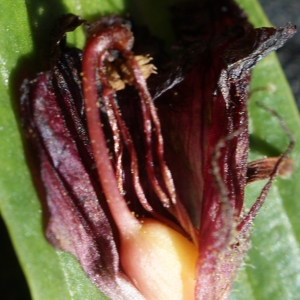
21 48 144 299
155 20 296 299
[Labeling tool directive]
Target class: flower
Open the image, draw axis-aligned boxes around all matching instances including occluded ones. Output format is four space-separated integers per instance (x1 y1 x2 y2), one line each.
20 1 295 299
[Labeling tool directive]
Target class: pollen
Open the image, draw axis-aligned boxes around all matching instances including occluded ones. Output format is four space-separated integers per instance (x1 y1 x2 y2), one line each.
105 55 157 91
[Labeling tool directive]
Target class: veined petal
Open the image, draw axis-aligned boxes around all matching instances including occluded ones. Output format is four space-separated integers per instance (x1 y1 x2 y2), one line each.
154 16 296 300
21 48 144 300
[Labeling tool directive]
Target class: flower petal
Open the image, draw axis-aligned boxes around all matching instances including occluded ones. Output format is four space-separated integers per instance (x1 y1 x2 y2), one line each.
21 47 144 300
151 2 296 297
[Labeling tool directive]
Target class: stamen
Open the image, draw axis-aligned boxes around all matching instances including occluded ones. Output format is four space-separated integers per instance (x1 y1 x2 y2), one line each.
98 51 125 193
125 53 198 242
82 22 197 244
97 50 153 212
82 24 140 236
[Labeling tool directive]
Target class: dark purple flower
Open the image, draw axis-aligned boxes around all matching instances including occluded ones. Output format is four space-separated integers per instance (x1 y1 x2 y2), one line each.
21 1 295 299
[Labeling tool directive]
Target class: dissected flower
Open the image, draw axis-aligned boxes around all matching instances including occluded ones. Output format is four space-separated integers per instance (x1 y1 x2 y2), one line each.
21 1 296 299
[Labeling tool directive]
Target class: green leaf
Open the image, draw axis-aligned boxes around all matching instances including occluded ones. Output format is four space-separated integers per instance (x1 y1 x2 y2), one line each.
0 0 299 299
